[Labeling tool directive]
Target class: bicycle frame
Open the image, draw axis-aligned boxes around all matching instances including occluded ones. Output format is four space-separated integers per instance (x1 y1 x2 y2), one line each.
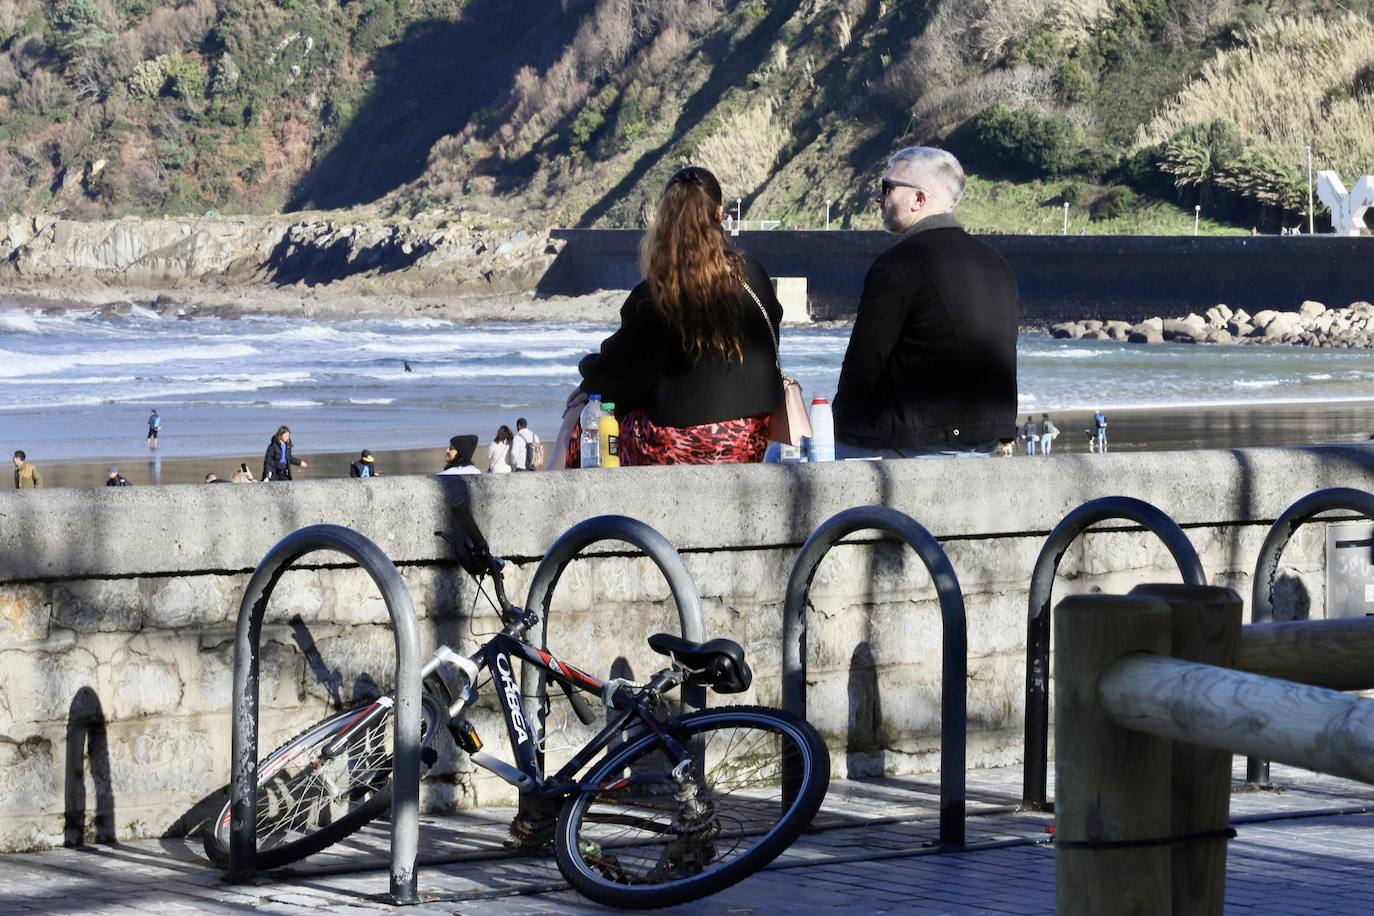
464 633 685 800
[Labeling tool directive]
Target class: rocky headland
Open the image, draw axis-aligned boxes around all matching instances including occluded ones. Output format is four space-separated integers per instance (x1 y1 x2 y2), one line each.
1051 300 1374 348
0 212 627 323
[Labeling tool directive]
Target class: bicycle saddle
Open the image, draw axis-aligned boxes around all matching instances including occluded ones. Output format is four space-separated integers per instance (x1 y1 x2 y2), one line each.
647 633 753 694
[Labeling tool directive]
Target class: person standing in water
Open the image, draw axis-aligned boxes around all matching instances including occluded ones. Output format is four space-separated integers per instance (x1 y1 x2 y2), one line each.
146 410 162 450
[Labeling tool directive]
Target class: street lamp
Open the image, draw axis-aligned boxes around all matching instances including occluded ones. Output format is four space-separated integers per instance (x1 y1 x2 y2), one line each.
1307 145 1314 235
736 198 743 226
1062 201 1069 235
825 199 831 231
1194 204 1200 236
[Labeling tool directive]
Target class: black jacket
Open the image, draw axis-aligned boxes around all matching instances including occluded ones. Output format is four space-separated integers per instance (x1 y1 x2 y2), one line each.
263 438 302 481
578 253 784 428
834 218 1019 449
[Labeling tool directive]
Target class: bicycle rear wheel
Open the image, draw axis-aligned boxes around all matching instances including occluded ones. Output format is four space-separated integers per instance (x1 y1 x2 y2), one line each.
203 695 439 870
554 705 830 909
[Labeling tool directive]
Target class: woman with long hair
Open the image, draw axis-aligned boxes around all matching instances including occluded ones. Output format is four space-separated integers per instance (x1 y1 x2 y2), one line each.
262 425 307 481
565 166 784 466
487 425 515 473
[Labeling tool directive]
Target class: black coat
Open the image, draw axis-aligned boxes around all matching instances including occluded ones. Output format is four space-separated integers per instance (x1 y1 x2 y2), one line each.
263 438 302 481
834 219 1020 449
578 253 784 428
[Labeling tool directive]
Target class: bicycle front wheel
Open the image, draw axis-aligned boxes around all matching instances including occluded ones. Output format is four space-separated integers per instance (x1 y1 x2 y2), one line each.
554 705 830 909
203 695 438 870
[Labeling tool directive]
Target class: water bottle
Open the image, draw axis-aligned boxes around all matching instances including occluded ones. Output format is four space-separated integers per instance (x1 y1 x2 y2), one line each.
806 395 835 462
580 394 602 468
599 401 621 468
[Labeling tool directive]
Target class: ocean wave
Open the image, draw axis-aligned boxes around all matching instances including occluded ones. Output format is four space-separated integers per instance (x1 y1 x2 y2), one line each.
346 397 396 405
1233 379 1282 389
0 311 42 333
357 363 580 380
0 343 259 379
1307 373 1334 380
1029 348 1106 359
519 347 586 359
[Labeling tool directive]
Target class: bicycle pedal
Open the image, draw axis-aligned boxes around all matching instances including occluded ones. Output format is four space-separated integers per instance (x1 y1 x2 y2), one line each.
448 718 483 755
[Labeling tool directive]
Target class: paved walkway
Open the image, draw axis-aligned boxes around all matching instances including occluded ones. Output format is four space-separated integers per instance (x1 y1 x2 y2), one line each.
5 762 1373 913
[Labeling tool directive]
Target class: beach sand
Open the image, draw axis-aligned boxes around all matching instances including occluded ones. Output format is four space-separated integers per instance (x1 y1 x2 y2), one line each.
18 400 1374 490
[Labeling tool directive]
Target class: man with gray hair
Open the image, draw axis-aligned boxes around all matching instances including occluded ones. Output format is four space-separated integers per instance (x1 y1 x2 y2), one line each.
834 147 1019 458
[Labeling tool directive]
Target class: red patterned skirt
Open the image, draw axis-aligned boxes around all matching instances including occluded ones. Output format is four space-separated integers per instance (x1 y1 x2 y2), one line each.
565 410 770 467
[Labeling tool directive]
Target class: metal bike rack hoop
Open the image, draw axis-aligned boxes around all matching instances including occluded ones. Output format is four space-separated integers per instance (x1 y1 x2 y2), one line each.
782 505 968 847
1245 486 1374 787
521 515 707 717
1022 496 1204 810
229 524 423 905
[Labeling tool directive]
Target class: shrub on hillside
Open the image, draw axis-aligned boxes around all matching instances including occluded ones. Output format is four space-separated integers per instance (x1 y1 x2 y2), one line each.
959 101 1083 179
1089 184 1135 220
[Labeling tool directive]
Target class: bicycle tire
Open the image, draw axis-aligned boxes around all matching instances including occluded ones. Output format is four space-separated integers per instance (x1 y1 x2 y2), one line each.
203 695 439 870
554 705 829 909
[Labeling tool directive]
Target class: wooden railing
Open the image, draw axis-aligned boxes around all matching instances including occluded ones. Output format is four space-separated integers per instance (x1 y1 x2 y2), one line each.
1054 584 1374 915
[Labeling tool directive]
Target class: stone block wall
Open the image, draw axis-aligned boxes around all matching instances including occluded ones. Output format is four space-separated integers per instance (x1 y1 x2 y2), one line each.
1 446 1370 852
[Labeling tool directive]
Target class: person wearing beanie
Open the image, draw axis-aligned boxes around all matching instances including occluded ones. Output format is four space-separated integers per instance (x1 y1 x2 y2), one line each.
439 435 480 476
106 466 132 486
350 449 379 478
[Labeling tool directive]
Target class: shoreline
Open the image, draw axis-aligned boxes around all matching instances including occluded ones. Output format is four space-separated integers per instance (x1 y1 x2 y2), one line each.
20 400 1374 489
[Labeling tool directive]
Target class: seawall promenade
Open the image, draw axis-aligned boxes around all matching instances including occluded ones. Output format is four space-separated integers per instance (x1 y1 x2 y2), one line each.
539 229 1374 322
2 446 1373 852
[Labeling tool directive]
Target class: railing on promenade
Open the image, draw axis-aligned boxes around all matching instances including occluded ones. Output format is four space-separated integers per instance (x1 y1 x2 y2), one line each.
1054 584 1374 915
229 525 423 904
1022 497 1205 810
1246 487 1374 786
781 505 968 846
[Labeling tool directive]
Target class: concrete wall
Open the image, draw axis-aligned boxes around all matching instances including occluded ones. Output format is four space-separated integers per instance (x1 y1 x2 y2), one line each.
539 229 1374 322
3 446 1373 852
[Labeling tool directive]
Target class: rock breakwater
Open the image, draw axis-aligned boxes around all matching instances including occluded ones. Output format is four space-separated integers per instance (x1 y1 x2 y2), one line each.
1051 300 1374 348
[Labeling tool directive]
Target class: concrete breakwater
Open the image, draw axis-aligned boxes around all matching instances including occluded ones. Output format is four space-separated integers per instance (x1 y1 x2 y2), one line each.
3 448 1371 852
539 229 1374 323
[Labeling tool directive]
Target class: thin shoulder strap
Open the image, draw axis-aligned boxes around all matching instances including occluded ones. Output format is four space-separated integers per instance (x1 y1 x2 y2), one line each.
741 279 783 374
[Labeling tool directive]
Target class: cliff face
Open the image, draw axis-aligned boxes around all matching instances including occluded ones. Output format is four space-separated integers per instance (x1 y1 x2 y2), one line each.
0 212 559 297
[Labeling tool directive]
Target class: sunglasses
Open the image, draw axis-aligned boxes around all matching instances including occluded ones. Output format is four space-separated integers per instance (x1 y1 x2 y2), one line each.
879 178 923 197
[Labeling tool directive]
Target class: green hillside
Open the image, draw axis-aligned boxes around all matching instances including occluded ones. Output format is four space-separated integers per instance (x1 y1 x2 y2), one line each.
1 0 1370 233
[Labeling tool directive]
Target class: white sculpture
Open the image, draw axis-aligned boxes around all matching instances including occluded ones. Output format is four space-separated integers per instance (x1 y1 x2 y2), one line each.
1316 171 1374 236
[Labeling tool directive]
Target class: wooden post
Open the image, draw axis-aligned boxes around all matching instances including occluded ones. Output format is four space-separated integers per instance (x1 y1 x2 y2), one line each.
1134 584 1242 916
1055 594 1172 915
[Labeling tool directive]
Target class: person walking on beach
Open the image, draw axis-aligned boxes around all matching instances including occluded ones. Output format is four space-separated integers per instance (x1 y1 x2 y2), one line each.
487 426 515 473
833 147 1019 458
511 418 542 471
567 166 784 467
1022 416 1038 456
439 435 480 476
12 450 42 489
349 450 379 478
1093 410 1108 453
106 465 131 486
146 409 162 450
262 426 307 481
1039 414 1058 455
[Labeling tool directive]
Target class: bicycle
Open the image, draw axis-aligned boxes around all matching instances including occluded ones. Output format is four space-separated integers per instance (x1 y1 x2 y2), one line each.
204 509 830 909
